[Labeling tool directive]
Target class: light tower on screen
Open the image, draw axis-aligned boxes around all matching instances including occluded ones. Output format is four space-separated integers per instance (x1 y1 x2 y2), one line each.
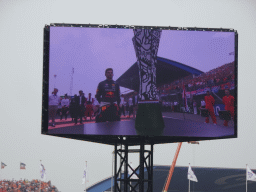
69 67 74 96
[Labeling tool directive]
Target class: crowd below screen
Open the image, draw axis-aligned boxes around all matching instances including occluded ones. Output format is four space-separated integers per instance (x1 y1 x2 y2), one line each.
0 180 58 192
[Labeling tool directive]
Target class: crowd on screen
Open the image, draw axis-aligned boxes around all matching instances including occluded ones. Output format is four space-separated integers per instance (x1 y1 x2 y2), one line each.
48 90 100 126
119 92 139 118
158 62 235 93
158 62 235 126
0 180 58 192
48 63 234 127
48 90 139 127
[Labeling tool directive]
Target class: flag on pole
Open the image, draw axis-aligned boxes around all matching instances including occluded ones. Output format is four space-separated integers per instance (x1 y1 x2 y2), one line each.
20 162 26 170
40 163 47 181
1 162 7 169
188 164 198 182
82 164 89 184
247 166 256 181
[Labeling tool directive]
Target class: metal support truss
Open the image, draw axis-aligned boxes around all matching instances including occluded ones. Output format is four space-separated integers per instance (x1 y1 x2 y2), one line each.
114 143 154 192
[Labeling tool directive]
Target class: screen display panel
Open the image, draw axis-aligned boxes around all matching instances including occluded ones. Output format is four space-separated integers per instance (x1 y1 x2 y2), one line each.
42 25 237 144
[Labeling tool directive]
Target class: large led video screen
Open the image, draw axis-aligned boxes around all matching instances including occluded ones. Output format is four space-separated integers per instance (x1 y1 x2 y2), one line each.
42 24 237 143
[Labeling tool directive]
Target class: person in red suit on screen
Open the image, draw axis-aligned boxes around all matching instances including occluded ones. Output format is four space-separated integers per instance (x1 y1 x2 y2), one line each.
222 89 234 126
85 93 93 121
204 90 217 125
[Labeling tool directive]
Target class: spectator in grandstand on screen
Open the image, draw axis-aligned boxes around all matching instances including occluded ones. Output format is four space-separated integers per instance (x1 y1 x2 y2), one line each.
174 100 179 112
119 94 125 116
164 100 168 112
193 100 197 114
162 100 165 112
165 100 169 112
188 83 193 91
48 88 61 127
133 92 138 119
163 100 167 111
201 99 206 108
60 94 70 120
128 95 133 118
126 100 130 117
93 95 100 117
75 90 86 124
69 94 78 122
200 98 206 115
204 91 217 125
85 93 93 121
170 101 174 112
169 101 173 112
222 89 235 126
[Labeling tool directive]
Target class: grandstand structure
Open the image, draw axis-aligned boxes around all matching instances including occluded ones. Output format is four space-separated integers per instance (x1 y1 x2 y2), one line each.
116 57 204 93
87 165 256 192
117 57 235 116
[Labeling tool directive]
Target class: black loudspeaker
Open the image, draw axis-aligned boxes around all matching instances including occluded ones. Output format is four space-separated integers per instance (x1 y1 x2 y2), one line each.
201 108 209 117
219 110 231 120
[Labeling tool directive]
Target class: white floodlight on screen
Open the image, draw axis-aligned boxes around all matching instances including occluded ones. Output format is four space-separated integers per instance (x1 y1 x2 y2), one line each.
123 137 126 140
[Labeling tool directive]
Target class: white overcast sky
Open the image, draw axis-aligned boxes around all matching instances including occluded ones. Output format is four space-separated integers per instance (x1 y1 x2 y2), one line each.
0 0 256 192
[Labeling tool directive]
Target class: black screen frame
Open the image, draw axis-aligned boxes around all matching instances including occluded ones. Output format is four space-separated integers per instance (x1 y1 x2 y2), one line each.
41 23 238 145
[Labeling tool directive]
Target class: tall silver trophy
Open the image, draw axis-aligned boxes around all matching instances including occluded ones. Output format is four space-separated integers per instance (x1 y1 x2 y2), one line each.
133 29 165 135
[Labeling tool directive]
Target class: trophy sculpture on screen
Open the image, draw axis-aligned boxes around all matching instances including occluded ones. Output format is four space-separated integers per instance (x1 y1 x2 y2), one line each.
133 29 165 135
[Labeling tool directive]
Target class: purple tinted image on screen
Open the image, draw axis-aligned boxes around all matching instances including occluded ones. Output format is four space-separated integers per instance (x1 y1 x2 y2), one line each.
47 26 235 138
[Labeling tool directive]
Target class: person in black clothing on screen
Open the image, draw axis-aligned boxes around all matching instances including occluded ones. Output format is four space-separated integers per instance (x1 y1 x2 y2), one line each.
69 94 78 122
96 68 120 105
75 90 86 124
95 68 120 121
